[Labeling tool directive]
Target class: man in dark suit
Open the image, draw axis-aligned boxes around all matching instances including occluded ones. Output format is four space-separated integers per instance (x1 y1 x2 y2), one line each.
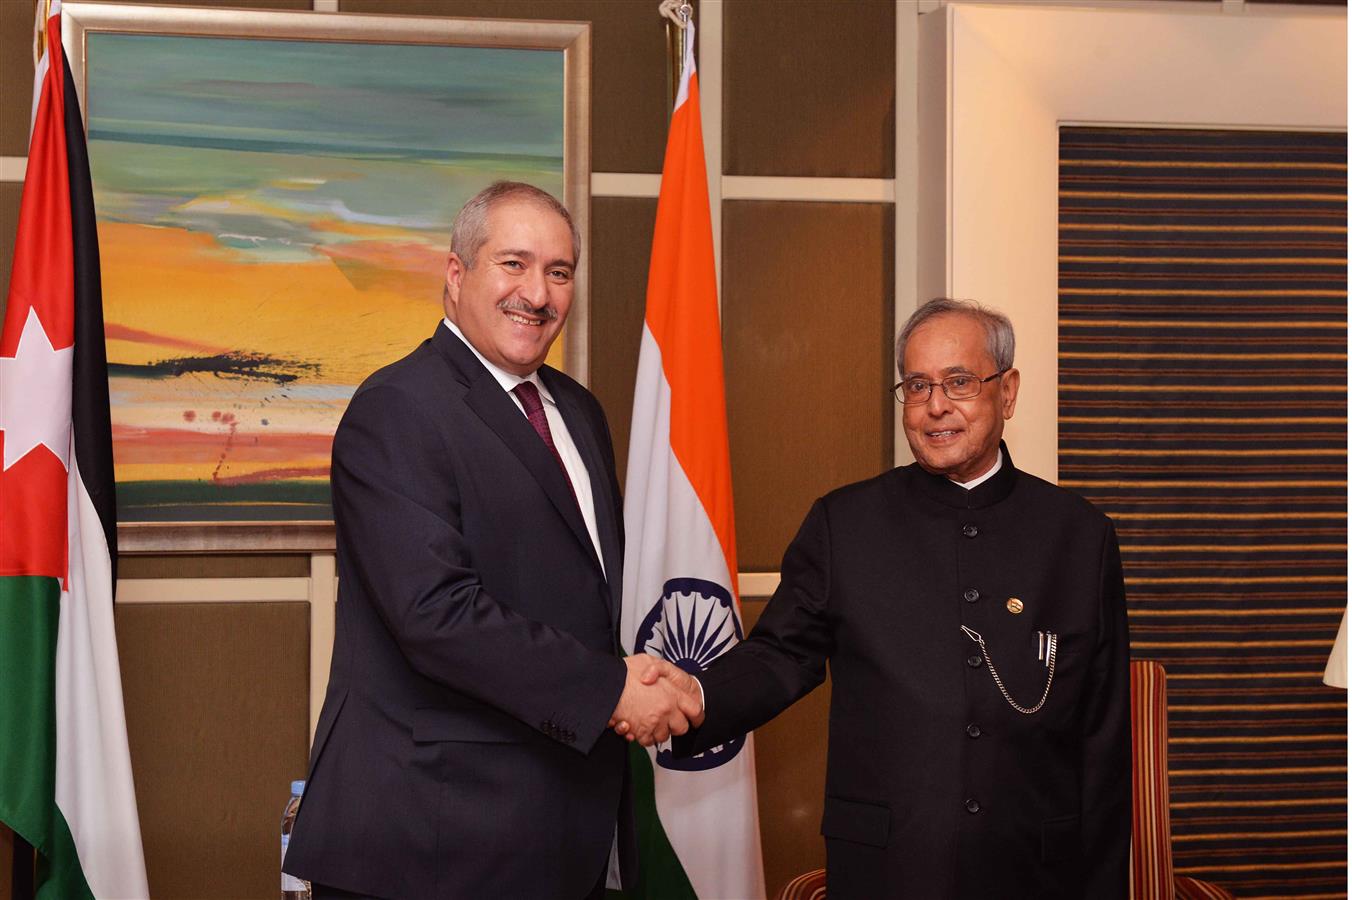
284 182 699 899
641 298 1130 898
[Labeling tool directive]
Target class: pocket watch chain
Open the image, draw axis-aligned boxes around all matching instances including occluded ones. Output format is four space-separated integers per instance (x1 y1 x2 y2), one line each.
960 625 1057 715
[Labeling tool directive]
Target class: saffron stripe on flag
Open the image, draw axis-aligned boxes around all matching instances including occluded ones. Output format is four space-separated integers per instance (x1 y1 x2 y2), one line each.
620 16 766 900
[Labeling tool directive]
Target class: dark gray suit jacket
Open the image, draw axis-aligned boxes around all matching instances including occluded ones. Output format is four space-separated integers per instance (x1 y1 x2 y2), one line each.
285 324 633 898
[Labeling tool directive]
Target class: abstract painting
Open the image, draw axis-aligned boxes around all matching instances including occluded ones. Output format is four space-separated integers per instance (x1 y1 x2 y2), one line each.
63 4 590 549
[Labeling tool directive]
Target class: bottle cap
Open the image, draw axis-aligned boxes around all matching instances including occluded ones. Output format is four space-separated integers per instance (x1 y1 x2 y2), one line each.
291 780 306 796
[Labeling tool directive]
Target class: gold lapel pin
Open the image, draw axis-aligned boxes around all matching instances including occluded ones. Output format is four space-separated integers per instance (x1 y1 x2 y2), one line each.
1006 597 1024 614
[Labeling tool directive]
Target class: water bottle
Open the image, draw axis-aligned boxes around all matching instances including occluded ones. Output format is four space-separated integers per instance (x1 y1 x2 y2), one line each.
281 780 311 900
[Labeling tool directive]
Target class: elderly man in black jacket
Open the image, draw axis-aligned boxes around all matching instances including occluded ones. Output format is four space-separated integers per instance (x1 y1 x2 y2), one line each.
648 298 1130 899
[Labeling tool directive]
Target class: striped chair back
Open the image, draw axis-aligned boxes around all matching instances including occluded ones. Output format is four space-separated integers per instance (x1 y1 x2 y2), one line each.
1130 659 1173 900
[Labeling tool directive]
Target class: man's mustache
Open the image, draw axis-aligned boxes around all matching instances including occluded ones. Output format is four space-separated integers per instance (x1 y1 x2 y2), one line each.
497 298 559 321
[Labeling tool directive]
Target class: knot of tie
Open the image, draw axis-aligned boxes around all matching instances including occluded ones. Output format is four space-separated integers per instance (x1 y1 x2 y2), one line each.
513 380 545 416
513 382 577 506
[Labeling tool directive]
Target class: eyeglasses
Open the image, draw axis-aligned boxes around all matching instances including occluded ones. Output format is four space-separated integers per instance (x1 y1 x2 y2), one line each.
891 369 1008 406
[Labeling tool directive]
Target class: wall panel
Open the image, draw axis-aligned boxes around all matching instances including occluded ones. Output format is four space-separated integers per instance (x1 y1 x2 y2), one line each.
0 181 19 315
104 0 313 7
0 0 30 158
742 596 830 896
589 195 657 482
120 554 310 579
723 200 893 570
116 602 310 899
0 826 11 900
724 0 894 178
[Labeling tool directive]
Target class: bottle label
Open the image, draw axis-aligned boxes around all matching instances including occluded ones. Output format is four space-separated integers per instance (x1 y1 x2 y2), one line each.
282 835 307 891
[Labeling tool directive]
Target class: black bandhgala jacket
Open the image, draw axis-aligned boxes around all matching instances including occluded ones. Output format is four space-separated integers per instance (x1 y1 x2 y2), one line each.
677 443 1129 899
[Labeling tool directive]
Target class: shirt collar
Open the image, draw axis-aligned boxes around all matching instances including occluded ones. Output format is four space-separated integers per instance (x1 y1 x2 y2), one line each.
957 448 1002 490
442 318 555 405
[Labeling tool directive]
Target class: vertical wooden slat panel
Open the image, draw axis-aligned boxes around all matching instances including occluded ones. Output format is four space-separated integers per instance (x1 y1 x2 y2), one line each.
724 0 895 178
723 200 893 570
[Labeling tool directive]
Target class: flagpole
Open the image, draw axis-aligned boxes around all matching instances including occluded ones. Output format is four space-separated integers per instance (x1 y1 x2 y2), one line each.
659 0 692 114
33 0 52 67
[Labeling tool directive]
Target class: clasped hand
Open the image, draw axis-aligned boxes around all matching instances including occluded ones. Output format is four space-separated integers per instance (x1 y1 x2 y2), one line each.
609 654 704 747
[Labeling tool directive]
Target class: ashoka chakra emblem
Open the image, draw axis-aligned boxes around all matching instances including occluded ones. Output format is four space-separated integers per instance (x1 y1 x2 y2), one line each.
634 576 747 771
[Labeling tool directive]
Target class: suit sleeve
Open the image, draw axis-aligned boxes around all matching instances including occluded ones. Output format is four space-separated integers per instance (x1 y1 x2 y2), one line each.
332 382 625 753
677 498 836 756
1082 522 1131 896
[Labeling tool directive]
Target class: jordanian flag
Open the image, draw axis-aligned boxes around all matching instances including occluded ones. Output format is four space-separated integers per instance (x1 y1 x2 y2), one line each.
620 17 766 900
0 2 149 897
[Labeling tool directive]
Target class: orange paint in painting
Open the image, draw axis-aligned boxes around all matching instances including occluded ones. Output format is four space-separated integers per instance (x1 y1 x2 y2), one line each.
98 221 438 385
317 240 445 296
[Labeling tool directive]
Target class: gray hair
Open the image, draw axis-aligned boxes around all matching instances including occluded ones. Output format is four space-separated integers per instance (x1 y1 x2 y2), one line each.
895 297 1015 374
448 181 581 271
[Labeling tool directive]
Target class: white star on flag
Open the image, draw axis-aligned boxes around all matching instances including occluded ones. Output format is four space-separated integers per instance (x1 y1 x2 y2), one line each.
0 305 73 472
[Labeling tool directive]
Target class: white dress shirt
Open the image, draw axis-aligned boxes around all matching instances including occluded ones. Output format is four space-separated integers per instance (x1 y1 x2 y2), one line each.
441 319 606 577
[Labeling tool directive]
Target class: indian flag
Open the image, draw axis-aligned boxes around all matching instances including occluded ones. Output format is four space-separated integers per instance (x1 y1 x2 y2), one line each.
620 17 766 900
0 2 149 897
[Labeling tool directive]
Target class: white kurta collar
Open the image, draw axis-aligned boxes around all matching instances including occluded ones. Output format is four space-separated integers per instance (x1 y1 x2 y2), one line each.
957 448 1003 491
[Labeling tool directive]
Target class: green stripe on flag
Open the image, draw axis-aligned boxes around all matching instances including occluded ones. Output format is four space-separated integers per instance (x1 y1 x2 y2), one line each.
0 576 94 900
37 804 95 900
0 576 60 841
610 741 698 900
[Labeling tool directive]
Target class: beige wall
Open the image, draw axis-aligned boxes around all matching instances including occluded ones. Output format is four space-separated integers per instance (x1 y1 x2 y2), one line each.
918 1 1347 482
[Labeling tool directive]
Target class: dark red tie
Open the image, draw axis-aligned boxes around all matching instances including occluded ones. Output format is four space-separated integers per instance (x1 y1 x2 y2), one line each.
512 382 579 507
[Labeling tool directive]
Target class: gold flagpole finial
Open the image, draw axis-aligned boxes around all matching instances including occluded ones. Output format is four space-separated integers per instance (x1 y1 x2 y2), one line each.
33 0 53 69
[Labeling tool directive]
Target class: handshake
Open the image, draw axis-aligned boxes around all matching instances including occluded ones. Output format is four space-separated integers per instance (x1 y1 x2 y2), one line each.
608 654 705 747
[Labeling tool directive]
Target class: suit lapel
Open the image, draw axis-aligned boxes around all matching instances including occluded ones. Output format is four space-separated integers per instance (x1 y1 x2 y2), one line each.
433 327 603 572
548 373 624 620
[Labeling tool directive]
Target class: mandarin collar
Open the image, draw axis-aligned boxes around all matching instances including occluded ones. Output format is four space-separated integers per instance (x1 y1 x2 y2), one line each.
909 441 1018 510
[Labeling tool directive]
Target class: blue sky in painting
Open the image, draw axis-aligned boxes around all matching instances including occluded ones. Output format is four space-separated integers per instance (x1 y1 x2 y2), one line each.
83 33 566 260
86 33 563 161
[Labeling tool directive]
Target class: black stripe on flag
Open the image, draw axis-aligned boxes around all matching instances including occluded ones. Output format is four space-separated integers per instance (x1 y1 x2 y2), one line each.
62 50 118 589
